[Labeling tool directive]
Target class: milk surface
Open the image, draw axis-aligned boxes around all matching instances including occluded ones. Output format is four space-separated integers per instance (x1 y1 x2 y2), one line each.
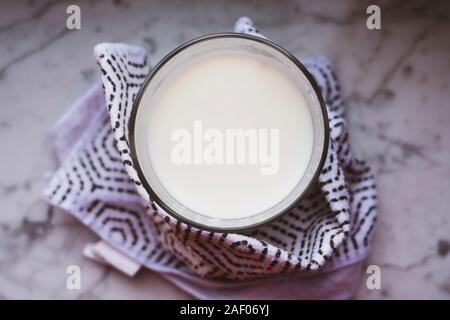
145 52 314 220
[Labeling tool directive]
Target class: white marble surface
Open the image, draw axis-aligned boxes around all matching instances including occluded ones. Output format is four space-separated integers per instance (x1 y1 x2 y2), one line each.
0 0 449 299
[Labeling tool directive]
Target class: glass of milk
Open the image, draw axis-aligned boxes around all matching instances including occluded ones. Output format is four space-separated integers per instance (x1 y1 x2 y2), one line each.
130 33 328 232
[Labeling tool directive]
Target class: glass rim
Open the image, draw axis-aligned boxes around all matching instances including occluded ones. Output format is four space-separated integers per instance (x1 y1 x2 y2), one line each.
128 32 329 233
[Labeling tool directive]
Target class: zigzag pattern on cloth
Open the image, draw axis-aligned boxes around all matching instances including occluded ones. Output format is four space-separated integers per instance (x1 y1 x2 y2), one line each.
44 18 377 280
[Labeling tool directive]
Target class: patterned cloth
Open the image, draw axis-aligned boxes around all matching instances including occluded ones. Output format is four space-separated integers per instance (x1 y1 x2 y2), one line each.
43 17 377 298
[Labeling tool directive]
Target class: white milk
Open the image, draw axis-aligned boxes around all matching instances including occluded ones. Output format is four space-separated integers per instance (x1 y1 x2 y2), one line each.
144 52 314 220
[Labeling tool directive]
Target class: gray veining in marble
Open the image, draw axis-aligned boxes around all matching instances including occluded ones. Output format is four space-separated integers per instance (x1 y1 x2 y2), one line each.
0 0 449 299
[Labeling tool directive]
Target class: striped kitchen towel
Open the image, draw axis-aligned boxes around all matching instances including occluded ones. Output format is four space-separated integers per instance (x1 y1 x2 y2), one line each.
43 17 378 299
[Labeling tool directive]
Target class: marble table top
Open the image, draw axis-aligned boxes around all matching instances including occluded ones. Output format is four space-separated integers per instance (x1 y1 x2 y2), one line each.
0 0 449 299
